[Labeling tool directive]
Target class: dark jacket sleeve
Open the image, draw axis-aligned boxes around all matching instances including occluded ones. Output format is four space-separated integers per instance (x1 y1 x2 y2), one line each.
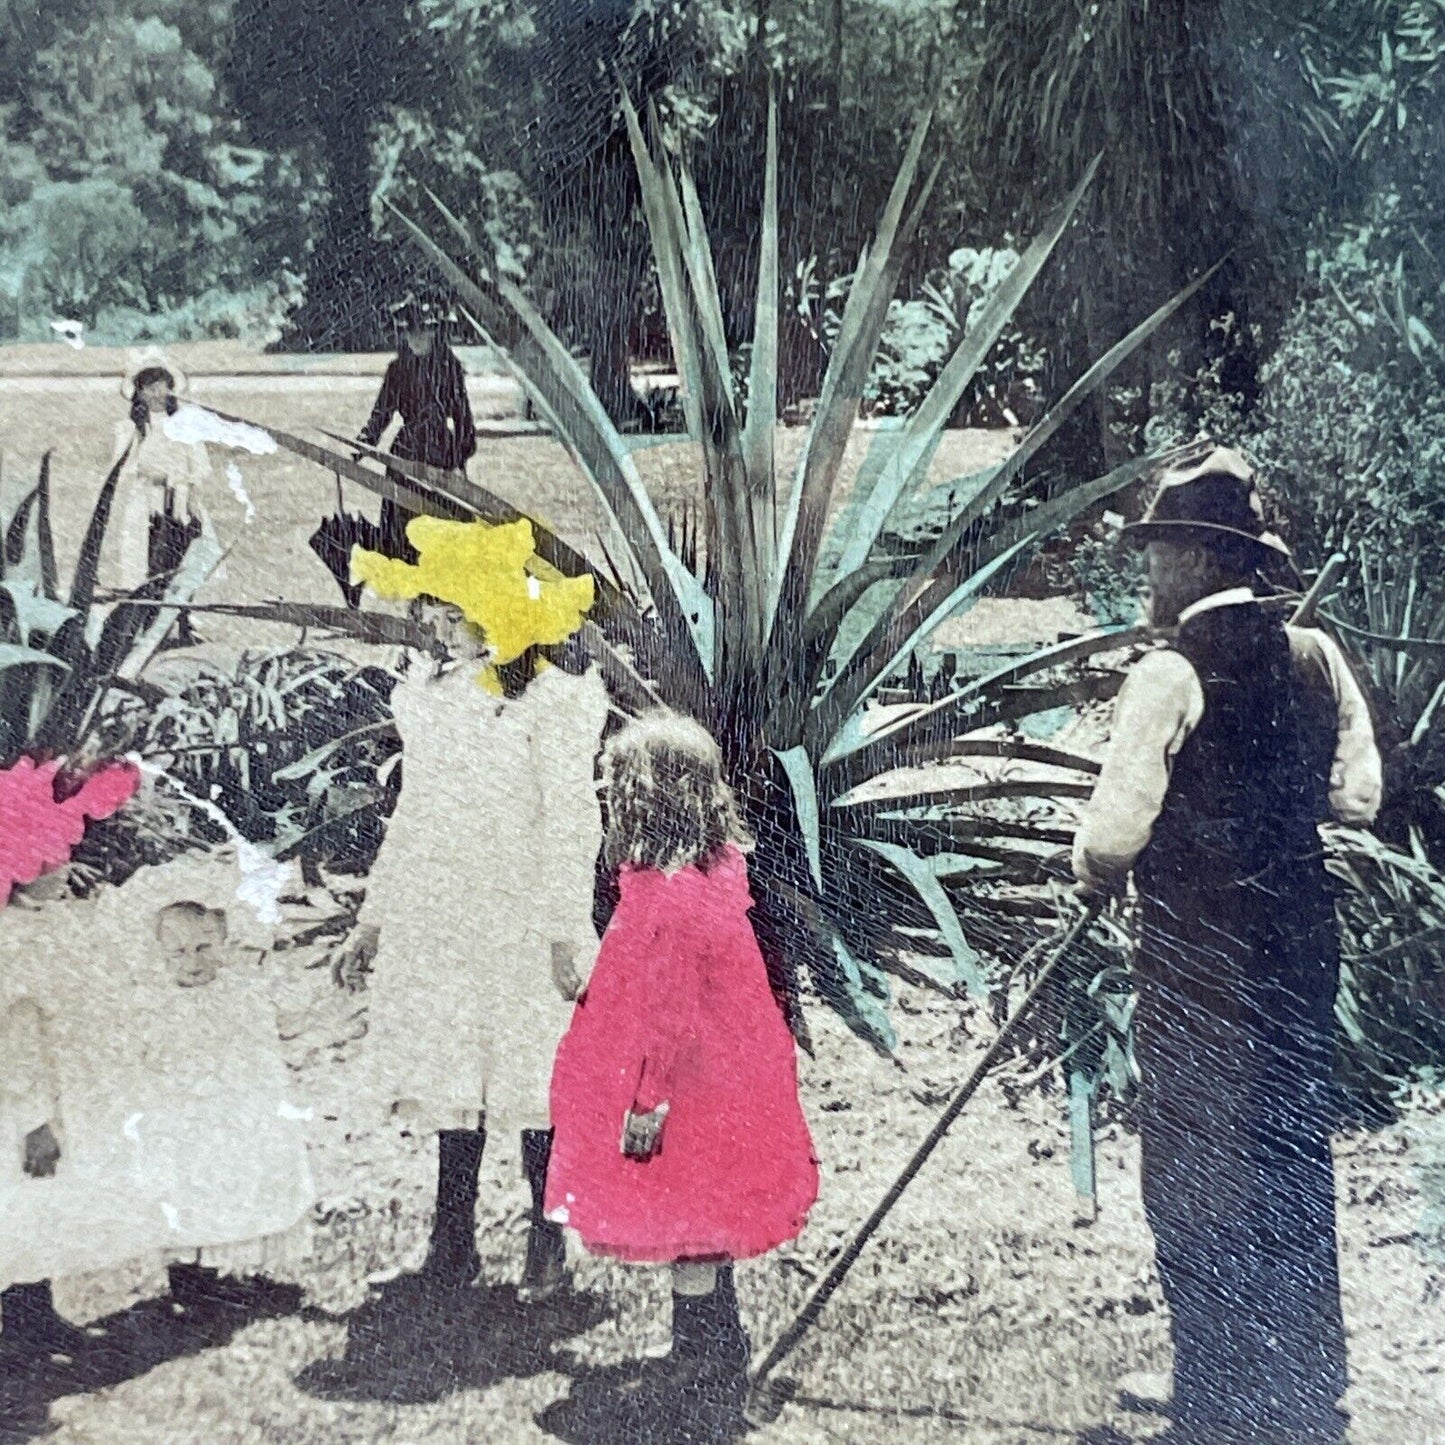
448 350 477 464
359 361 401 447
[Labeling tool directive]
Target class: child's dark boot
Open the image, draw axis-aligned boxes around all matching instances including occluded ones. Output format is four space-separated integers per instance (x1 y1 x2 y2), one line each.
519 1127 567 1303
658 1266 751 1439
418 1126 485 1288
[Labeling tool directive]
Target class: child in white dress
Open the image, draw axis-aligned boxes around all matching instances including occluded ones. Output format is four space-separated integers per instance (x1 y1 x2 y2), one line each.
0 855 315 1354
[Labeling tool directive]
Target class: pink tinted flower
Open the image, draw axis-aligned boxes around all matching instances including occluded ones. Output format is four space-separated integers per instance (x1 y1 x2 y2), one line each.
0 758 140 906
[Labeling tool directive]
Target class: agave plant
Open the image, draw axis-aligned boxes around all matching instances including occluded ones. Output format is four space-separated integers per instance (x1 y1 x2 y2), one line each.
248 98 1212 1052
0 444 223 766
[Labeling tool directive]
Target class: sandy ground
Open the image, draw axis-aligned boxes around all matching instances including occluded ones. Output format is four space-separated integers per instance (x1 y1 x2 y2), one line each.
0 351 1018 662
5 931 1442 1445
1 352 1442 1442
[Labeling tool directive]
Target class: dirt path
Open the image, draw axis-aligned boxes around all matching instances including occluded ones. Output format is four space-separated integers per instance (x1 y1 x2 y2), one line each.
0 369 1015 667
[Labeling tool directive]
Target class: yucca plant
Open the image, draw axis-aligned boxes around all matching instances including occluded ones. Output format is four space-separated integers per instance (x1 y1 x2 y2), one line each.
0 443 222 767
251 98 1212 1052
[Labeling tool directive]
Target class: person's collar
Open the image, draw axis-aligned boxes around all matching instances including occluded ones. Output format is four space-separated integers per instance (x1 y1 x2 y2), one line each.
1177 586 1256 627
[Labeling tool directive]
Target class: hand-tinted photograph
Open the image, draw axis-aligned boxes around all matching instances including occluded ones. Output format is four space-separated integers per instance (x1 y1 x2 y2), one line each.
1 3 1441 1442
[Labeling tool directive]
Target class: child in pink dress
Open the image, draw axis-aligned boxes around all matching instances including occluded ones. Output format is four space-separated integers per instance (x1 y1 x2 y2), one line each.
545 714 818 1420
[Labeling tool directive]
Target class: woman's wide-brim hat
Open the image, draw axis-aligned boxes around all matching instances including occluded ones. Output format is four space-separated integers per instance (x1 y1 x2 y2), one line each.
119 345 188 401
1122 443 1291 559
389 287 457 328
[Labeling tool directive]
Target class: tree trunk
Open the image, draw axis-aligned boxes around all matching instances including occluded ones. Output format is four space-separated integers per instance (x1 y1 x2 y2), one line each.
282 121 393 352
830 0 844 116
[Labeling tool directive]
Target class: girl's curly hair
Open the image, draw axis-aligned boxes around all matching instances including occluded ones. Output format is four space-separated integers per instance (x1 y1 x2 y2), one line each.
602 712 752 875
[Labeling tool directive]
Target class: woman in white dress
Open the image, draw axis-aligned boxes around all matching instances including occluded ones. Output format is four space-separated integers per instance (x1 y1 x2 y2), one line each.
0 854 315 1353
107 354 218 643
340 603 609 1297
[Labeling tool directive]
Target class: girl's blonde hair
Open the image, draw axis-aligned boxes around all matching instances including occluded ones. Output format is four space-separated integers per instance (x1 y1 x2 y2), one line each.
602 713 753 874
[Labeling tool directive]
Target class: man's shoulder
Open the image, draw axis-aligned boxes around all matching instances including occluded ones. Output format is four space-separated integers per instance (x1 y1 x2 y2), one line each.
1110 645 1201 737
1124 643 1199 691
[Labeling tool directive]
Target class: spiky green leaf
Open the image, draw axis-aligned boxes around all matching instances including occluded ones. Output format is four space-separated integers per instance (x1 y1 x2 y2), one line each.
813 455 1155 753
828 932 898 1054
68 440 132 612
774 744 823 888
768 116 938 659
2 579 76 645
828 158 1099 586
835 624 1147 775
854 837 988 995
0 645 70 673
741 90 781 582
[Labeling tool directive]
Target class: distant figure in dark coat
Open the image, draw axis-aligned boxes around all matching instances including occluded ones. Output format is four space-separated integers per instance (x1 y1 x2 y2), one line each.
358 291 477 560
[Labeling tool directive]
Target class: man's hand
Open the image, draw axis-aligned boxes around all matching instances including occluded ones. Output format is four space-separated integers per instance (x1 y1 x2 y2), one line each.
23 1122 60 1178
621 1106 667 1161
551 941 583 1001
333 923 380 993
1073 873 1126 905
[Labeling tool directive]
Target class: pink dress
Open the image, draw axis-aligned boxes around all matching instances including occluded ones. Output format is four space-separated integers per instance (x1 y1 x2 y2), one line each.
545 846 818 1263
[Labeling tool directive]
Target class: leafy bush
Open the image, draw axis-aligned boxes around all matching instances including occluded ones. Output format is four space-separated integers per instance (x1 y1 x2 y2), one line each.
1069 534 1143 628
0 7 314 342
1147 207 1445 574
819 244 1048 422
131 650 402 877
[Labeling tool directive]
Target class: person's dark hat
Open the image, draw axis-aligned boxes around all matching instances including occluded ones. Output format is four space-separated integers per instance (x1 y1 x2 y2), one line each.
1123 444 1290 559
389 287 456 329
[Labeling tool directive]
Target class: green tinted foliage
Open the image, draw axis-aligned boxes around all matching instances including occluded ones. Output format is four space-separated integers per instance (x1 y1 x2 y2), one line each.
0 5 309 341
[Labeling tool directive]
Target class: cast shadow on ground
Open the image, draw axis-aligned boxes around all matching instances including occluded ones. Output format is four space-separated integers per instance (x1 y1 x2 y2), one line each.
0 1276 303 1445
747 1389 1105 1442
294 1275 610 1405
535 1360 745 1445
536 1379 1129 1444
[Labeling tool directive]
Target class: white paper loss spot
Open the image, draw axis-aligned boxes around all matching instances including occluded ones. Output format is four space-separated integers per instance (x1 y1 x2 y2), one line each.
164 404 277 456
225 461 257 522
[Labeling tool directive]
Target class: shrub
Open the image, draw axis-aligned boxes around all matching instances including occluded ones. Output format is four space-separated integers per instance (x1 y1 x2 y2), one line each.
1069 534 1142 628
1147 206 1445 578
816 244 1048 423
131 650 402 877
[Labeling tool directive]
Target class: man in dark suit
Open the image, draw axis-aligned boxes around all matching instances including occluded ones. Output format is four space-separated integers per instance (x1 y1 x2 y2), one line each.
1075 446 1382 1443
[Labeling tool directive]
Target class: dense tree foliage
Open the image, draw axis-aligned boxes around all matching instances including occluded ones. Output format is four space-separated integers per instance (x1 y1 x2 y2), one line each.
4 0 1444 434
0 0 309 340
